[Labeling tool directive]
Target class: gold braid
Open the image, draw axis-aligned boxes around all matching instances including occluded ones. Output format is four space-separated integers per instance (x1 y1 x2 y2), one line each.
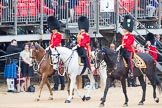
77 32 82 44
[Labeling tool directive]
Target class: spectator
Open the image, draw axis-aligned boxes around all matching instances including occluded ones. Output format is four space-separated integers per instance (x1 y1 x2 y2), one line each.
160 37 162 43
146 0 158 17
20 43 34 91
154 34 161 46
67 0 78 22
109 43 116 51
145 40 158 63
136 44 145 53
52 71 65 91
4 39 22 92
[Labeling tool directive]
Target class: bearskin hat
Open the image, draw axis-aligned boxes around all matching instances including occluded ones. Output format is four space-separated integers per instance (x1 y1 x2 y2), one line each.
123 15 134 32
78 16 89 32
146 32 155 45
47 16 60 32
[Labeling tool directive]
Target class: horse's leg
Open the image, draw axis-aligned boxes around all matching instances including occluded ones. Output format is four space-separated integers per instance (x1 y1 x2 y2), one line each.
148 74 160 103
36 74 47 101
45 79 53 100
152 81 159 103
121 78 128 107
85 73 95 101
65 75 76 103
100 77 113 107
138 75 146 105
99 67 107 100
67 77 75 96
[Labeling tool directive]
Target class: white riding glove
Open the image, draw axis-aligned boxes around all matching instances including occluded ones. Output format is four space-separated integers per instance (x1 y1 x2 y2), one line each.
116 45 122 52
45 47 50 51
72 45 78 50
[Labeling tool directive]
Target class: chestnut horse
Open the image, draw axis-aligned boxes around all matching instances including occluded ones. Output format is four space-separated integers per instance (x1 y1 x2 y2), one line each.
30 43 54 101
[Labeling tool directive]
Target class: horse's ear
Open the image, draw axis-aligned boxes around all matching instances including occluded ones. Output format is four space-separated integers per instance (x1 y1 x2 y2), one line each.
35 42 39 46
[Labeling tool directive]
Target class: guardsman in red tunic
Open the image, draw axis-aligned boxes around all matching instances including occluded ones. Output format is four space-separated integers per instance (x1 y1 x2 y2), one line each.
72 16 91 74
47 16 62 49
145 32 158 63
146 41 157 63
120 15 135 78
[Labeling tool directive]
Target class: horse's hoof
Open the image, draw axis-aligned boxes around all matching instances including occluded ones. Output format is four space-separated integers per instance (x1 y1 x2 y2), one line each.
65 100 71 103
99 103 104 107
100 98 103 101
36 98 40 101
82 96 86 101
154 97 159 103
138 102 144 105
85 97 91 101
48 97 53 100
123 103 128 107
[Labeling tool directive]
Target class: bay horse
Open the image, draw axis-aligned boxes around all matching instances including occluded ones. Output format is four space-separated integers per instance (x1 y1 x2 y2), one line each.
50 46 107 103
96 47 162 107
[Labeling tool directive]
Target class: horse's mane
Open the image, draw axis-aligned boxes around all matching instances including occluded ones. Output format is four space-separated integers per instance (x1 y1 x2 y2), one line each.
102 47 117 68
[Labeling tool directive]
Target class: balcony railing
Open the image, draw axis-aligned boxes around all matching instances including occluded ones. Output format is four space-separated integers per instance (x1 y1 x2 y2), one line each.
0 0 161 35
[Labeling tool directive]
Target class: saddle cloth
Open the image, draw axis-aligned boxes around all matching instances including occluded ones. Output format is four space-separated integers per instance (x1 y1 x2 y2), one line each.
133 54 146 68
123 54 146 68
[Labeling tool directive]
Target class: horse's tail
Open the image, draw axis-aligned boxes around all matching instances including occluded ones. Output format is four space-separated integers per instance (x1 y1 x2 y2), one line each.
154 71 162 93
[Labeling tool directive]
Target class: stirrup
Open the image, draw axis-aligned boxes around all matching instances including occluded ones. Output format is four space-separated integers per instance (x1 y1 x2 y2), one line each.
128 72 133 79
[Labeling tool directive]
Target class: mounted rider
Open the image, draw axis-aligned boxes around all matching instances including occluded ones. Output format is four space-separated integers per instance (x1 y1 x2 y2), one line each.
145 32 158 63
47 16 62 49
72 16 91 74
120 15 135 78
46 16 63 67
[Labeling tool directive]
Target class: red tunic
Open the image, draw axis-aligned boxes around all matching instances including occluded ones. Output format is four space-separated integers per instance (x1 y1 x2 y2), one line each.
148 45 157 62
50 32 62 48
122 33 135 52
77 32 90 51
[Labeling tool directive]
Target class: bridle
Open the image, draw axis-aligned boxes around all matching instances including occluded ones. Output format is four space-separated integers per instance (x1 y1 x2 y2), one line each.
30 46 46 72
52 47 74 76
93 49 106 70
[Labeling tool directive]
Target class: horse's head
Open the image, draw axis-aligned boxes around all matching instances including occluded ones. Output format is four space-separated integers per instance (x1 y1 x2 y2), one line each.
29 42 45 60
96 47 117 68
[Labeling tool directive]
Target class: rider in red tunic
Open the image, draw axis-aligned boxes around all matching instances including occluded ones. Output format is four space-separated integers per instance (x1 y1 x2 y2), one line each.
50 31 62 48
120 15 135 78
148 44 157 63
72 16 91 74
145 33 158 63
47 16 62 48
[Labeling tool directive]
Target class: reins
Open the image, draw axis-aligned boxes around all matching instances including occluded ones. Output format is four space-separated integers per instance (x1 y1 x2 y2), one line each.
32 51 47 72
54 47 74 76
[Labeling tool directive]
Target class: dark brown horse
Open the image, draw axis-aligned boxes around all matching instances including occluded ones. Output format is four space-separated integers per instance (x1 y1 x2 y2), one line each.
96 47 162 107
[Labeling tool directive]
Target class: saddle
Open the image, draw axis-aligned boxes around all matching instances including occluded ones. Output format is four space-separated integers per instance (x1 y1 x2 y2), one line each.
78 57 94 67
123 54 146 68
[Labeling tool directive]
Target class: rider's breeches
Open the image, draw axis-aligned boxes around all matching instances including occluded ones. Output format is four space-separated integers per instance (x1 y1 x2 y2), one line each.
121 48 134 75
81 48 91 74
